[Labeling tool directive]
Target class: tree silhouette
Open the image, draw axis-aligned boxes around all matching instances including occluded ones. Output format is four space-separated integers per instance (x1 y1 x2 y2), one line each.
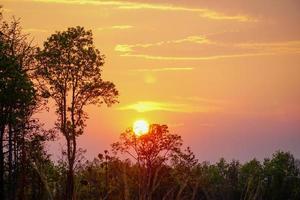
0 8 46 199
263 151 300 200
36 26 118 200
112 124 182 200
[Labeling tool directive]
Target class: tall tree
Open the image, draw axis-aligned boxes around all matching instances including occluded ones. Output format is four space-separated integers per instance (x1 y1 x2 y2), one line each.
36 26 118 200
0 7 46 199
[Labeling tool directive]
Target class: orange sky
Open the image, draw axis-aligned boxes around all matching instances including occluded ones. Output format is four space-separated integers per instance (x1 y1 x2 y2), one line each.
2 0 300 162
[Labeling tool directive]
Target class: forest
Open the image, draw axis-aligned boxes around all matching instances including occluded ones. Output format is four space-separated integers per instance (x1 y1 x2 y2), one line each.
1 6 300 200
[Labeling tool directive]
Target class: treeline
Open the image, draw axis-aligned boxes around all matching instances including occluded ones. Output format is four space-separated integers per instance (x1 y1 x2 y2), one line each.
1 7 300 200
69 150 300 200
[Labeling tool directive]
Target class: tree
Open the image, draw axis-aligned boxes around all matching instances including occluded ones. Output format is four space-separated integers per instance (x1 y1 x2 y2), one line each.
170 147 198 200
0 7 49 200
36 26 118 200
112 124 183 200
239 159 263 200
262 151 300 200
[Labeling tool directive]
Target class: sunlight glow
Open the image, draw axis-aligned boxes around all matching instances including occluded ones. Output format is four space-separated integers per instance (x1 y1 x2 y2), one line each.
133 120 149 136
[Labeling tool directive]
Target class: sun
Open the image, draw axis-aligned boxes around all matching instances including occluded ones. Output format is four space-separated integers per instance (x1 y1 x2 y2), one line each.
133 119 149 136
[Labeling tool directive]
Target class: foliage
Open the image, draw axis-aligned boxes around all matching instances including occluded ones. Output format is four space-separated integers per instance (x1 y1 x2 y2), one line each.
68 150 300 200
0 7 54 200
36 26 118 199
112 124 183 200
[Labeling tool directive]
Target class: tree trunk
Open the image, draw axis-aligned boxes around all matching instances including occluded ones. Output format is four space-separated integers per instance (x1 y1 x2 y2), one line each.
8 122 14 200
122 164 130 200
66 166 75 200
18 130 26 200
66 136 76 200
0 124 5 200
176 180 188 200
191 182 199 200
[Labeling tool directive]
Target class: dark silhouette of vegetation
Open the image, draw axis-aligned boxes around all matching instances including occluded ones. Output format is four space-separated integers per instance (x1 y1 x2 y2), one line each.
1 6 300 200
112 124 183 200
0 7 54 200
35 26 118 200
68 148 300 200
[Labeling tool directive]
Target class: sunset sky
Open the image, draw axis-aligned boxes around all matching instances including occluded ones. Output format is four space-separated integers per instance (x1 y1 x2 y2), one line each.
2 0 300 162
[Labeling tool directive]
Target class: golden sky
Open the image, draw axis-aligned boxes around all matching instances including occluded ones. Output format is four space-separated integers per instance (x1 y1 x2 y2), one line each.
3 0 300 161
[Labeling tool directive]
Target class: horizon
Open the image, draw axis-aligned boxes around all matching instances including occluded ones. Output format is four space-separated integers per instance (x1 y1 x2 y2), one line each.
2 0 300 163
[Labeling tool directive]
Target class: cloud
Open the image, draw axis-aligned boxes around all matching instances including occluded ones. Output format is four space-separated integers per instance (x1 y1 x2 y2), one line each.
97 25 133 31
236 41 300 53
115 35 211 53
112 1 254 22
130 67 194 72
118 101 219 113
115 45 134 53
115 35 300 61
119 52 275 61
28 0 254 22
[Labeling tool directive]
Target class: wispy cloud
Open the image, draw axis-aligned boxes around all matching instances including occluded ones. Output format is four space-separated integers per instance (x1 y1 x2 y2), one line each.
236 41 300 53
115 35 211 53
130 67 194 72
115 45 133 53
115 2 252 22
115 35 300 61
97 25 133 31
118 101 219 113
119 52 275 61
28 0 254 22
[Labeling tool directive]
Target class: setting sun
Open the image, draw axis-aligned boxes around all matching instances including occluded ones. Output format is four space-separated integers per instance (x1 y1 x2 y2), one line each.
133 120 149 136
1 1 300 199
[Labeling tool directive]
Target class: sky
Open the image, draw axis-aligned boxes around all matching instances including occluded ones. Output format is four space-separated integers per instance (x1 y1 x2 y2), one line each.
2 0 300 162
